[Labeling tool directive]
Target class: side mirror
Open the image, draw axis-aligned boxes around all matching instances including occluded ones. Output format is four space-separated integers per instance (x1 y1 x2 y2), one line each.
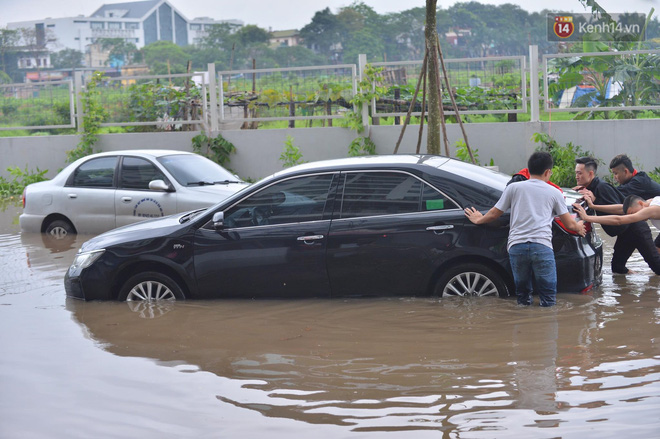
149 179 172 192
212 211 225 230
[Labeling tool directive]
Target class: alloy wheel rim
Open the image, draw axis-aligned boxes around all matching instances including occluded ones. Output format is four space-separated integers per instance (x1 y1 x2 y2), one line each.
48 226 68 239
442 272 498 297
126 280 176 301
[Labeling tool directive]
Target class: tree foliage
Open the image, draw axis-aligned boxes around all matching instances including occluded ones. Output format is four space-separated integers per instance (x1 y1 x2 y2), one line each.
51 48 84 70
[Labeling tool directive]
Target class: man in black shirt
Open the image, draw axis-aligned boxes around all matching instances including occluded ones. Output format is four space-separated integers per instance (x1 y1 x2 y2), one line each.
587 154 660 252
575 157 660 275
610 154 660 200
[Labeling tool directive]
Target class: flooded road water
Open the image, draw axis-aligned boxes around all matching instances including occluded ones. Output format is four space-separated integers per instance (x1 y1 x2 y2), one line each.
0 201 659 438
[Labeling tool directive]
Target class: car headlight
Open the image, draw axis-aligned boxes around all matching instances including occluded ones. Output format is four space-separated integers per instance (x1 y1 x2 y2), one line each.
69 249 105 273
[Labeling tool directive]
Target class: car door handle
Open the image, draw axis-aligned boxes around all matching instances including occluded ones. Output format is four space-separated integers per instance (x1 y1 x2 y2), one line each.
67 193 77 199
121 197 132 202
426 225 454 232
297 235 324 244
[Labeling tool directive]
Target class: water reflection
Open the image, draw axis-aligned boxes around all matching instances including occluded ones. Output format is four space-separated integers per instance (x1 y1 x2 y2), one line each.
66 289 660 433
2 216 659 436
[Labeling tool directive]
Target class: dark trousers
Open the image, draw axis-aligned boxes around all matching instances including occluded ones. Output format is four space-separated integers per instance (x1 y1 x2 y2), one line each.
612 221 660 275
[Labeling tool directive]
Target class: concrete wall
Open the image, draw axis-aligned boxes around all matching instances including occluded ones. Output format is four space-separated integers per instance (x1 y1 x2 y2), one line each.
1 119 659 181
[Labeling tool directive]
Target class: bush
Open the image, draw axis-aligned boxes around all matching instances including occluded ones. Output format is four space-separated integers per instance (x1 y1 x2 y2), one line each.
191 133 236 168
0 166 48 198
531 132 601 188
280 135 305 167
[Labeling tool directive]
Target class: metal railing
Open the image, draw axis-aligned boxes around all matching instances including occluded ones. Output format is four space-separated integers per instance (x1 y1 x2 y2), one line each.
542 49 660 113
0 80 75 131
216 64 358 125
93 72 208 130
2 46 658 133
370 55 527 117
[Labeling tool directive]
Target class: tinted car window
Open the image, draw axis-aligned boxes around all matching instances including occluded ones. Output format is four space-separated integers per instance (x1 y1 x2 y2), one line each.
421 184 460 211
71 157 117 188
224 174 334 227
120 157 166 190
340 172 458 218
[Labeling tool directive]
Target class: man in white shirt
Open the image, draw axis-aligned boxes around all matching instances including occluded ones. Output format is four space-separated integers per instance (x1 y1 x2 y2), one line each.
465 152 585 307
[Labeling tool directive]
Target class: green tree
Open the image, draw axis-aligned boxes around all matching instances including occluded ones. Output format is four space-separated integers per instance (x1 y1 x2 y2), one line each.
300 8 341 59
141 41 189 73
0 28 20 80
271 46 326 67
234 25 270 46
51 48 84 70
97 38 141 66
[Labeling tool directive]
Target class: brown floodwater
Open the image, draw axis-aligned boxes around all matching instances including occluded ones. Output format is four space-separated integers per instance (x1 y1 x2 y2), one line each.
1 201 659 438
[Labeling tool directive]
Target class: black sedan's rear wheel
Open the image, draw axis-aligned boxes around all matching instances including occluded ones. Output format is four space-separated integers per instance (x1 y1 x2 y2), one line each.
434 263 508 298
119 272 185 302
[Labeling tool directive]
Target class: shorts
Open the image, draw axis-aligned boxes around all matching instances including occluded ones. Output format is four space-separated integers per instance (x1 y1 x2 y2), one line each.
655 233 660 248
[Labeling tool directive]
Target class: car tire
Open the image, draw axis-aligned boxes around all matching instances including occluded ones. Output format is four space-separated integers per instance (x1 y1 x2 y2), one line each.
434 263 509 298
44 219 75 239
119 271 186 302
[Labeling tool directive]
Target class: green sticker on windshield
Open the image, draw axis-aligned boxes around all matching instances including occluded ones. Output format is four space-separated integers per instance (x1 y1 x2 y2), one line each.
426 199 444 210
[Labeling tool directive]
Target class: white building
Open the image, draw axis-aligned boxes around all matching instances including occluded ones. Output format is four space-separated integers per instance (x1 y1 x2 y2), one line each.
7 0 243 55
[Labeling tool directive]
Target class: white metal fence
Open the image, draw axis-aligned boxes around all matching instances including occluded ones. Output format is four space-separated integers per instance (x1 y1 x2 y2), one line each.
0 80 75 131
370 55 527 117
1 46 658 133
542 49 660 113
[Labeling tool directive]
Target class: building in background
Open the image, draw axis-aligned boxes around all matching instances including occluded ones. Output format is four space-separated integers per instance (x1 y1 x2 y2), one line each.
268 29 301 49
7 0 243 67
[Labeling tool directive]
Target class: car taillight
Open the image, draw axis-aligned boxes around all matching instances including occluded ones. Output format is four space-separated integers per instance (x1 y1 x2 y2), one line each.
554 213 592 235
22 188 26 208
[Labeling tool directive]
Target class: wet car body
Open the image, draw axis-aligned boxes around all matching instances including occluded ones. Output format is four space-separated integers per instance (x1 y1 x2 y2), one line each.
65 155 603 301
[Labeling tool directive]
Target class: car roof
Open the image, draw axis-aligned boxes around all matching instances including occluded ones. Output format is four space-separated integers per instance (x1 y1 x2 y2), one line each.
272 155 509 185
273 155 452 176
80 150 195 159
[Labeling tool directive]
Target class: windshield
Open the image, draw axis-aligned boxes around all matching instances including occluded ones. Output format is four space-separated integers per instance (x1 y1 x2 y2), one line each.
157 154 240 186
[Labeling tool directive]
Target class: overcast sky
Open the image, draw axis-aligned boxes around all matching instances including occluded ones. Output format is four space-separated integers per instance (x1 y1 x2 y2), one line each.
1 0 658 29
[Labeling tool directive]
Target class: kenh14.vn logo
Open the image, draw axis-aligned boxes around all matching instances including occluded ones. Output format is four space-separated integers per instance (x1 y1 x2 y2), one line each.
553 16 574 39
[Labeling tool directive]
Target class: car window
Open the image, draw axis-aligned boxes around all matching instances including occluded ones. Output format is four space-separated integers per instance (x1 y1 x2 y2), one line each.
421 183 460 211
224 174 334 227
71 157 117 188
340 172 458 218
157 154 238 186
120 157 167 190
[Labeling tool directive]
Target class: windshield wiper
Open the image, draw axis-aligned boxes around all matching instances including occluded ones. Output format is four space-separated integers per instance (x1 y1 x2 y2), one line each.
187 181 215 186
179 208 206 223
214 180 243 184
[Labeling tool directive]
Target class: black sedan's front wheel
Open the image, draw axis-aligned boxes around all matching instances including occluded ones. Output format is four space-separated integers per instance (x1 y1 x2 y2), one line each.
434 263 509 298
119 272 185 302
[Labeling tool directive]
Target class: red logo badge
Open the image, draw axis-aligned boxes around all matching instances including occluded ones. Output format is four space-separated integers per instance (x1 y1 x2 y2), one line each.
554 16 574 38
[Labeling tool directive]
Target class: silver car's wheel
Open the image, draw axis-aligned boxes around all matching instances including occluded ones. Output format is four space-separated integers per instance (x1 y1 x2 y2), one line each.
435 263 509 298
119 271 185 302
44 219 75 239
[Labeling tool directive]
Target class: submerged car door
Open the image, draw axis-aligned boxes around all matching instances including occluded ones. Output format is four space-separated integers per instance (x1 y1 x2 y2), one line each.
193 173 338 299
115 156 177 228
326 170 465 297
62 156 118 234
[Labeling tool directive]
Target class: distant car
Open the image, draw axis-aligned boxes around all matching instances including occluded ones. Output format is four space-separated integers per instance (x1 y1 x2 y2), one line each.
65 155 603 301
20 150 249 237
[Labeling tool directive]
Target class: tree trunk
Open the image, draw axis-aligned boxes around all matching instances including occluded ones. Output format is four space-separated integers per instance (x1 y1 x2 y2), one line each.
425 0 441 155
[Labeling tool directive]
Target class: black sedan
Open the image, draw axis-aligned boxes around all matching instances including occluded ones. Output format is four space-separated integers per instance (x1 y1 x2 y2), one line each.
65 155 603 301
